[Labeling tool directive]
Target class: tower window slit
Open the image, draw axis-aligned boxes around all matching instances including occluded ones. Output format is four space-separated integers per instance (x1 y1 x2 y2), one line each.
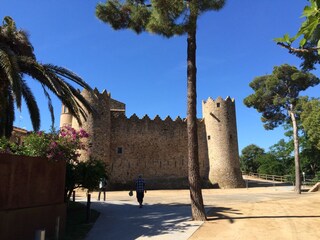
117 147 123 154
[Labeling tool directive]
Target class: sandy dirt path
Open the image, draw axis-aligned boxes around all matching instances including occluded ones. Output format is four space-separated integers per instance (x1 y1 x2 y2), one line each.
76 185 320 240
190 189 320 240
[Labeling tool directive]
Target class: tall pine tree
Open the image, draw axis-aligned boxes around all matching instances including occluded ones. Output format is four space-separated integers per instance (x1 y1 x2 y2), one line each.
244 64 320 194
96 0 225 220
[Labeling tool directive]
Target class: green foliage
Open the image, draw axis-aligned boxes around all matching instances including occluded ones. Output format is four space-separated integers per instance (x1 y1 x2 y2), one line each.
300 145 320 176
257 153 285 176
0 137 10 152
240 144 265 173
241 131 320 178
20 132 52 157
244 64 320 130
65 158 106 201
298 130 320 176
313 171 320 181
269 139 294 175
15 126 89 163
0 137 14 153
96 0 225 37
275 0 320 47
299 97 320 149
275 0 320 70
76 159 106 191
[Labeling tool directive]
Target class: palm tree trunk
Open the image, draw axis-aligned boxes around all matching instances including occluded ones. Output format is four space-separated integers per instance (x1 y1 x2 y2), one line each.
289 110 301 194
187 23 206 221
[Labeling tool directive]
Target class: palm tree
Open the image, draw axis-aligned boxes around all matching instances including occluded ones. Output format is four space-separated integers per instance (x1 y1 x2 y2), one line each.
0 16 94 138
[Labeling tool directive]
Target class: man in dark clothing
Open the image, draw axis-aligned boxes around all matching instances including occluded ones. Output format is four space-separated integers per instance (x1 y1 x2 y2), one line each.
135 175 146 208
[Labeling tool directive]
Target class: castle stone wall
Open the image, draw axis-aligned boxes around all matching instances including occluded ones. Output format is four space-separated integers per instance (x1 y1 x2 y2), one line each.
109 114 209 189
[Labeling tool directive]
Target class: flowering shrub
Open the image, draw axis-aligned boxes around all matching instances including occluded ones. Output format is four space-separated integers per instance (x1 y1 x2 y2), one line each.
47 126 89 162
20 126 89 162
0 137 15 153
21 131 53 157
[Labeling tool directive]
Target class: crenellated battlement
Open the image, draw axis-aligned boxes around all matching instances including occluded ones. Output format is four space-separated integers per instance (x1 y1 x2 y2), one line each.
112 113 193 125
202 96 235 106
79 88 111 104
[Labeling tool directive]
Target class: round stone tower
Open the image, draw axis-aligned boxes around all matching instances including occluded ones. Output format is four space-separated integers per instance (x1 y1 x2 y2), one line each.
202 96 245 188
60 88 111 164
78 88 111 164
59 105 73 128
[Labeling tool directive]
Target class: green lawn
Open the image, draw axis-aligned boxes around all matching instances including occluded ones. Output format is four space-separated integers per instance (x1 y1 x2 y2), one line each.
62 201 100 240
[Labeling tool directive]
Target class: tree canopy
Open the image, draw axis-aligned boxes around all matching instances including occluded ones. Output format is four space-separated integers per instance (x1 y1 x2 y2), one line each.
244 64 319 130
299 97 320 150
240 144 265 173
0 16 94 137
96 0 225 37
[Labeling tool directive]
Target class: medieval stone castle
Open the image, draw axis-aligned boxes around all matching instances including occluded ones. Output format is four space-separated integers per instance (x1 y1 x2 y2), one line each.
60 89 245 189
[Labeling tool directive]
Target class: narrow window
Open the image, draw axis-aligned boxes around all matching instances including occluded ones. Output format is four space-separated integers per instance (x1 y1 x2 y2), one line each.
63 106 69 113
208 135 211 140
217 103 220 108
117 147 123 154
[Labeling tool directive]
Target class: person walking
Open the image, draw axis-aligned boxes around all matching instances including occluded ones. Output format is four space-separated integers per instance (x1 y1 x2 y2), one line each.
98 177 107 201
135 175 146 208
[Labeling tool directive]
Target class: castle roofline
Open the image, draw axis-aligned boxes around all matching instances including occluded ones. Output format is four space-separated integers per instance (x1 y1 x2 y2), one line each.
202 96 235 104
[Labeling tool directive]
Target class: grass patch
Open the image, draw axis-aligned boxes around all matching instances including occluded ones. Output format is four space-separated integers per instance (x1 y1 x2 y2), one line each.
62 201 100 240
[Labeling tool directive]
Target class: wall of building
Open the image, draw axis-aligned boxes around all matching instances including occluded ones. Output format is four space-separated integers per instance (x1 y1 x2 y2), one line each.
108 114 209 189
0 153 66 240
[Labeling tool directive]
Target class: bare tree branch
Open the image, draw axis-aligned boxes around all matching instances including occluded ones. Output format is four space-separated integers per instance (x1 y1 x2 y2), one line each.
277 42 320 53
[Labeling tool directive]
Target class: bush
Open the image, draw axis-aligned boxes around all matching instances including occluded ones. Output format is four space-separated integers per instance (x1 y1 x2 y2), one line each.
313 171 320 182
2 126 106 202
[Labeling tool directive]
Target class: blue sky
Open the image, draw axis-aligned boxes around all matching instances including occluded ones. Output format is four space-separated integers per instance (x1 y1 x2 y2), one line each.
1 0 319 152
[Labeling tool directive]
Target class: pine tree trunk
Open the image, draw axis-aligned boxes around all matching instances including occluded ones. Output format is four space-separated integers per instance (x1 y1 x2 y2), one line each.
290 110 301 194
187 24 206 221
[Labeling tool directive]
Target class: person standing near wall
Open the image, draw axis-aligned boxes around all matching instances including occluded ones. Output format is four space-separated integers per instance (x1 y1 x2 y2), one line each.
135 175 146 208
98 177 107 201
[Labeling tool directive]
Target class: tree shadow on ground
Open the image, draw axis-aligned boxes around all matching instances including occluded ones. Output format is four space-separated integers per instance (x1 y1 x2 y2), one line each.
206 206 242 223
83 201 202 240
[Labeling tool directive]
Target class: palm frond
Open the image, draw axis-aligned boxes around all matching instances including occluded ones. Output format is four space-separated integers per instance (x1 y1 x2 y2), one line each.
44 64 93 91
0 46 22 109
41 83 55 129
21 79 40 132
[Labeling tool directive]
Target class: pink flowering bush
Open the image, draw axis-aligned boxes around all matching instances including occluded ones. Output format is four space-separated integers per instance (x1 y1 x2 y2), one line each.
48 126 89 162
21 126 89 162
